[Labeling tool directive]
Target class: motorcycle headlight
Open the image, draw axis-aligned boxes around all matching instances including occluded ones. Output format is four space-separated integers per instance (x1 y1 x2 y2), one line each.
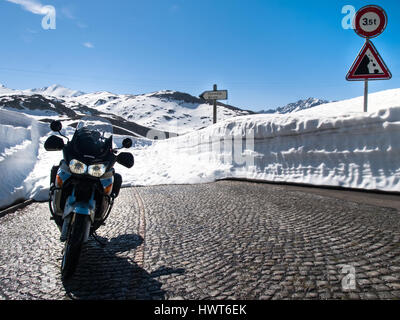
88 163 106 177
69 159 87 174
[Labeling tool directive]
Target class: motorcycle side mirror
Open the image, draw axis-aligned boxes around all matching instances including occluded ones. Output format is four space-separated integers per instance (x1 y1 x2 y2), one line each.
122 138 132 148
44 135 65 151
50 120 62 132
116 152 134 168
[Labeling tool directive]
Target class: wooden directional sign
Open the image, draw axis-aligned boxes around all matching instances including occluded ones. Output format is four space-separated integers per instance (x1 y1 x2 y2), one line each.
354 5 388 38
199 90 228 100
346 40 391 81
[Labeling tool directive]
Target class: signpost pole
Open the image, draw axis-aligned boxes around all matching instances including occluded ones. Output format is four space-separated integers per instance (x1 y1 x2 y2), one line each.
199 86 227 125
364 37 368 113
346 5 390 113
364 78 368 112
213 84 217 124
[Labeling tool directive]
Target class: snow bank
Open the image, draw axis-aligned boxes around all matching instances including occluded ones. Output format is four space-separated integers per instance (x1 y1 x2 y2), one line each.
121 106 400 192
296 88 400 116
1 89 400 210
0 110 50 209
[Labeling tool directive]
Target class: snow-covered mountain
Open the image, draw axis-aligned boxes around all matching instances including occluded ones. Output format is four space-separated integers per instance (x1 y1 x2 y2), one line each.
0 84 253 134
26 84 86 97
259 97 331 114
0 84 85 97
68 89 253 134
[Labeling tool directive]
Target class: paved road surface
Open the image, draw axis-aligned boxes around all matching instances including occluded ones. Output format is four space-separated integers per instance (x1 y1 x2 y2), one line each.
0 181 399 300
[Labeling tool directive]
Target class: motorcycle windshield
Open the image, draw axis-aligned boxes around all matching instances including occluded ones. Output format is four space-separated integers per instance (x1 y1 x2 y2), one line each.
76 117 113 138
72 117 113 159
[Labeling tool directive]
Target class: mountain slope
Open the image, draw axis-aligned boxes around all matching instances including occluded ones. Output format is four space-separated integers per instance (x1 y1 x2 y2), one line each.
0 93 179 139
0 84 85 98
67 89 253 134
260 97 331 114
0 85 254 134
25 84 85 97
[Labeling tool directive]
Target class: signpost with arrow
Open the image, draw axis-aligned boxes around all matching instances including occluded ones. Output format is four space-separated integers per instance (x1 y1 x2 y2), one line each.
346 5 391 112
199 84 228 124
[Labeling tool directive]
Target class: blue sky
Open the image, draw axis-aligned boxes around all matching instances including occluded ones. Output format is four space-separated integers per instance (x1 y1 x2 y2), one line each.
1 0 399 111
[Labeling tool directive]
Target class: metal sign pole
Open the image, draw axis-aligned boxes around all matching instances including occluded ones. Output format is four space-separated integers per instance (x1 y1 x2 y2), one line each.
363 37 369 113
348 6 391 113
213 84 217 124
364 78 368 112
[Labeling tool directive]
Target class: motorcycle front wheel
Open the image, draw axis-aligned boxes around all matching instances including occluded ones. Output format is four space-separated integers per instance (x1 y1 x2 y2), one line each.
61 214 89 280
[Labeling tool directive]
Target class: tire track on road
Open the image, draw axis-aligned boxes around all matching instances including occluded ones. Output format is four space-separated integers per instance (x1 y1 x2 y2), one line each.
132 187 146 269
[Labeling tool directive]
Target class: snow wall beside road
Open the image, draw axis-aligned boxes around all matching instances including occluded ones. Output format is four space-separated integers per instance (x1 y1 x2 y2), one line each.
0 110 49 209
1 105 400 210
128 106 400 192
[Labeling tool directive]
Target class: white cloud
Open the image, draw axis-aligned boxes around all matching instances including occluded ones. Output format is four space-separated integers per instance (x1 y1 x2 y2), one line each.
83 42 94 49
6 0 51 15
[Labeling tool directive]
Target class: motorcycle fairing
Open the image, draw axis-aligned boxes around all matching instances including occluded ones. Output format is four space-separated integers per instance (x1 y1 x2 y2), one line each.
63 187 96 222
51 160 72 216
56 161 72 186
100 174 114 195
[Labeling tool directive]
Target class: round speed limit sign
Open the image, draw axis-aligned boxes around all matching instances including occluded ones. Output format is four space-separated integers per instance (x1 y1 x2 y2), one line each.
354 5 388 38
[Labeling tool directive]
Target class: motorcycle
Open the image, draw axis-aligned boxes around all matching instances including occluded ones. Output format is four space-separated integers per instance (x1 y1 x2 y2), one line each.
44 116 134 279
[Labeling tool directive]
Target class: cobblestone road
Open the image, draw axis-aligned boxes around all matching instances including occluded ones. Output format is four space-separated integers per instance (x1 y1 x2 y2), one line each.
0 181 400 300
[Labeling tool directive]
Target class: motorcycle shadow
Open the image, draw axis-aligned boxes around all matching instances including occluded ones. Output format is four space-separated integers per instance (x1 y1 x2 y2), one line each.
62 233 185 300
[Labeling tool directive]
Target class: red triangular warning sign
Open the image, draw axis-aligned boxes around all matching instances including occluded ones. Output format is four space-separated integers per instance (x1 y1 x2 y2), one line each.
346 40 392 81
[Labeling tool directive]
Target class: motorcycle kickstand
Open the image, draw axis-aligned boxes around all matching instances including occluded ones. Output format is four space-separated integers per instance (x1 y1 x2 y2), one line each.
91 231 107 247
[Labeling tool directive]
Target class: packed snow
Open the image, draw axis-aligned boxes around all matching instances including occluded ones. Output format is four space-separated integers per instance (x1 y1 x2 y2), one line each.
125 105 400 191
296 88 400 116
0 110 50 208
0 87 400 210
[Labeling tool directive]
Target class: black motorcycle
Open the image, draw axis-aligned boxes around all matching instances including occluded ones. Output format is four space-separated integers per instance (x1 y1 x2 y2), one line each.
44 116 134 279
